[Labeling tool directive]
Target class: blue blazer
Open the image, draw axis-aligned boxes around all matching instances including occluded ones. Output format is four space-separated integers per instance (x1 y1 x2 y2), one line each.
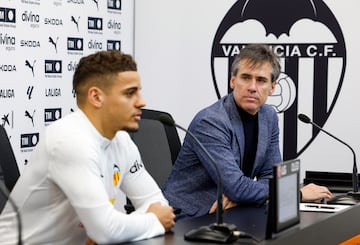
163 93 281 220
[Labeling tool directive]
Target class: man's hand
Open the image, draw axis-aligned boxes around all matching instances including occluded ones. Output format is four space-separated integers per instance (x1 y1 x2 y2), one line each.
209 194 238 214
300 183 333 202
147 202 176 232
85 237 96 245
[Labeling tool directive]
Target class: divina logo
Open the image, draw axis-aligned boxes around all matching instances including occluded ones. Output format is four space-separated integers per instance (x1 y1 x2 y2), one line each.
108 0 121 11
88 39 103 50
107 40 121 51
0 7 16 24
107 19 121 34
44 108 62 123
129 160 143 173
21 10 40 28
0 33 15 47
210 0 346 160
67 60 78 71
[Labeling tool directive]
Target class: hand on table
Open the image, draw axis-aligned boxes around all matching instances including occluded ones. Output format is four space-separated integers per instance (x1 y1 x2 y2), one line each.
147 202 176 232
209 194 238 214
300 183 333 202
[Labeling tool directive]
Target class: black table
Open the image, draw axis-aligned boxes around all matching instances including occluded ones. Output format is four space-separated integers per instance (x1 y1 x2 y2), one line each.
121 204 360 245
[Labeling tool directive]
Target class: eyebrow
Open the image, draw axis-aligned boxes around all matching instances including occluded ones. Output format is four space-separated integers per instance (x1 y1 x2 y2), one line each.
241 73 268 79
122 86 141 94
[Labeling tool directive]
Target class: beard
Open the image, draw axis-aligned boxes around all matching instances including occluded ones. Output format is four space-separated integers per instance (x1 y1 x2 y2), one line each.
122 125 140 133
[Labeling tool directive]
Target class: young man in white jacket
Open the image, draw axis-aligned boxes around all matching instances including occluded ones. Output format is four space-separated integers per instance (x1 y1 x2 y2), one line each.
0 51 175 244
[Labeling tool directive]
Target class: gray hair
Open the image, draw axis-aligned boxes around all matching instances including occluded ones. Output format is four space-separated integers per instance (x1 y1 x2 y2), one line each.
231 44 281 82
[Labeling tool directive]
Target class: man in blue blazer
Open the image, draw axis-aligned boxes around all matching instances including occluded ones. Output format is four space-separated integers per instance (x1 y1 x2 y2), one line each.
163 44 332 220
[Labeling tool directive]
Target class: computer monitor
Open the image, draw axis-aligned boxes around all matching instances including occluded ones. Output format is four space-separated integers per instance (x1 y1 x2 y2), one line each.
266 159 301 239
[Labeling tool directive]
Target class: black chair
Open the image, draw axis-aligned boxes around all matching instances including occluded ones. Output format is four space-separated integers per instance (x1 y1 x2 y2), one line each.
0 126 20 212
125 109 181 213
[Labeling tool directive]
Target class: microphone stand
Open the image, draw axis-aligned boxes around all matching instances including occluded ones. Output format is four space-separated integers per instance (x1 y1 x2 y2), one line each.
298 114 360 204
159 115 239 243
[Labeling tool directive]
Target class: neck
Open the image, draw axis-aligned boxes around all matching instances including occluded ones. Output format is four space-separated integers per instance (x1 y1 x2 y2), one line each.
81 108 115 140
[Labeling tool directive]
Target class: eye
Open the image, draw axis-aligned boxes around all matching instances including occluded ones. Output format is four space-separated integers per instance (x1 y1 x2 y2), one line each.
124 88 136 97
257 77 268 84
241 74 251 80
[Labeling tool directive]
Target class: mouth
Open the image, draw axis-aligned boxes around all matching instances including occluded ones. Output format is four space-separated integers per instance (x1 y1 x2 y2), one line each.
133 112 142 121
244 96 258 102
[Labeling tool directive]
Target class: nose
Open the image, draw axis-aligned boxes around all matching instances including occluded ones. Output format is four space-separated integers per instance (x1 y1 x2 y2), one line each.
136 94 146 108
248 78 257 92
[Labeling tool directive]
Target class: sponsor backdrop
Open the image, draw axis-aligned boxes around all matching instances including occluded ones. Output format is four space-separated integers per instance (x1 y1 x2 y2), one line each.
1 0 359 185
134 0 360 180
0 0 133 173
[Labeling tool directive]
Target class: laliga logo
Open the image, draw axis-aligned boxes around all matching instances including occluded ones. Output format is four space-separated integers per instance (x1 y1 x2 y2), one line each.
210 0 346 160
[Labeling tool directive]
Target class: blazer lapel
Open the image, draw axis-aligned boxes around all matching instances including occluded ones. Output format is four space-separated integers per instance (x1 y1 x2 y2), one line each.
224 93 245 167
253 108 268 174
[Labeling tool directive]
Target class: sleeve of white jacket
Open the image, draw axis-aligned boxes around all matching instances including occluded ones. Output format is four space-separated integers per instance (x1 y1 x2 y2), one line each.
120 133 169 213
66 162 166 244
83 134 168 244
121 159 169 213
76 203 164 244
48 132 166 244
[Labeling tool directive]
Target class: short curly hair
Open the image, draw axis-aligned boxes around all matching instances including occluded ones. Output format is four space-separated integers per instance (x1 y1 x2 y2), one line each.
73 51 137 105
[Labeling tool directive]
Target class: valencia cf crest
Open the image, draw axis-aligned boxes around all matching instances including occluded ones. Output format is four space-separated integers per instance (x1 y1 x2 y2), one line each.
113 164 121 187
210 0 346 160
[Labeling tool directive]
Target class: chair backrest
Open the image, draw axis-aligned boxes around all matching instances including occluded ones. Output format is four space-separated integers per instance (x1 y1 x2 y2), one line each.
0 126 20 192
129 109 181 188
0 126 20 212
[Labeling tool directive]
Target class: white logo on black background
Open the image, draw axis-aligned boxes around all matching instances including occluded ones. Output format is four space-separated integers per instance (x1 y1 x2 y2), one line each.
211 0 346 160
44 108 62 123
107 40 120 51
108 0 121 11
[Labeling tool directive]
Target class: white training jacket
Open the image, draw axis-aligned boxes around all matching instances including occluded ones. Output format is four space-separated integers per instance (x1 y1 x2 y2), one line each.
0 110 168 245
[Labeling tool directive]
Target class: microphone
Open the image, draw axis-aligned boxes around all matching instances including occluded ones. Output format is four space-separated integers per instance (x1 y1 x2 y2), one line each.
0 181 23 245
298 113 360 204
160 114 256 243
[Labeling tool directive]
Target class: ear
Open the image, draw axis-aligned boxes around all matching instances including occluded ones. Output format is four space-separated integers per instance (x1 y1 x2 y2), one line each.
88 86 104 108
230 76 236 90
268 81 277 95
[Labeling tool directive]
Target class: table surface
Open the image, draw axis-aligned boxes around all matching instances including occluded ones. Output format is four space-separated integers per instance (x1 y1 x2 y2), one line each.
120 203 357 245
